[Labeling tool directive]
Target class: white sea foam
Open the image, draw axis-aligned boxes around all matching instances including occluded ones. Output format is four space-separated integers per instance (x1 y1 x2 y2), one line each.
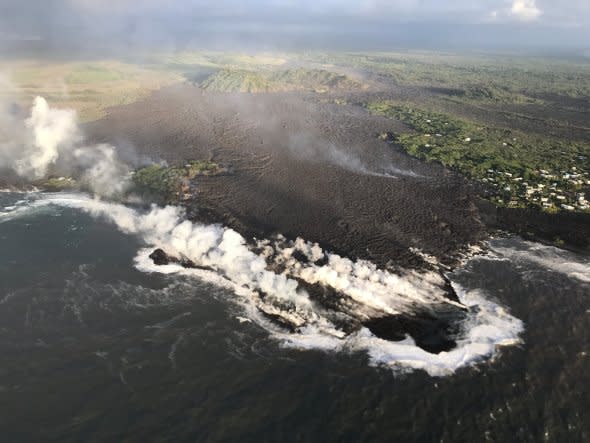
490 239 590 283
18 193 524 376
277 284 523 376
0 197 49 222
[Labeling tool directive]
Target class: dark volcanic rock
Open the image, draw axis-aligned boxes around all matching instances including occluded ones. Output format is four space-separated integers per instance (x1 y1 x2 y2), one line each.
363 308 467 354
149 248 214 272
149 248 177 266
477 199 590 253
86 84 487 271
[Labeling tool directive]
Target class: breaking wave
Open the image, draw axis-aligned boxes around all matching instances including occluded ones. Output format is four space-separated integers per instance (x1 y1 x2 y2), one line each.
5 192 524 376
489 238 590 284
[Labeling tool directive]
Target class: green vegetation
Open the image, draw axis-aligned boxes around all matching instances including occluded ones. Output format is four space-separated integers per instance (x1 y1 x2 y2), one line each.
308 52 590 102
36 177 78 192
1 60 182 121
3 51 589 121
201 53 288 68
3 51 589 215
132 161 225 201
0 54 363 120
200 68 363 93
30 161 224 198
65 65 126 84
200 69 274 92
368 101 590 212
152 52 287 70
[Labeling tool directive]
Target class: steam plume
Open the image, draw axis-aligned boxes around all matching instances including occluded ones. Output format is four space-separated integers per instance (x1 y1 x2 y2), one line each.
0 96 130 197
24 193 523 376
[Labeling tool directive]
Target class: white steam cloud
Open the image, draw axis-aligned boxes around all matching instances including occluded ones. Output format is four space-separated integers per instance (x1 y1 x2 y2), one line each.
73 144 131 197
16 97 79 178
0 96 130 197
288 132 421 178
22 193 523 376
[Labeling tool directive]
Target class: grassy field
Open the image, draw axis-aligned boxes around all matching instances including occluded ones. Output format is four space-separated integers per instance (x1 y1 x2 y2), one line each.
307 51 590 103
0 60 183 121
150 52 288 69
0 52 359 120
200 68 363 93
4 51 590 119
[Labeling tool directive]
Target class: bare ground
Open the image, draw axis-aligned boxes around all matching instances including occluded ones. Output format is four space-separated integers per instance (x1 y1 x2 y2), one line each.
87 83 487 270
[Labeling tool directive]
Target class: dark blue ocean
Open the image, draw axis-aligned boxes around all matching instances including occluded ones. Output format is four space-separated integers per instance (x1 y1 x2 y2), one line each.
1 191 589 442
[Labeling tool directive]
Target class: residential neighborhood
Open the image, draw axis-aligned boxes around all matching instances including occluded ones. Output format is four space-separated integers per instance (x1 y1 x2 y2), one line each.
482 165 590 212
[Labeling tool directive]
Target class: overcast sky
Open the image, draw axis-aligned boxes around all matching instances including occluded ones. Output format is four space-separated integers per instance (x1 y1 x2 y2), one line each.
1 0 589 54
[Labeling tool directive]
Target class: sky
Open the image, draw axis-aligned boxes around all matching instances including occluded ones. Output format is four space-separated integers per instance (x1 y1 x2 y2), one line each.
0 0 589 54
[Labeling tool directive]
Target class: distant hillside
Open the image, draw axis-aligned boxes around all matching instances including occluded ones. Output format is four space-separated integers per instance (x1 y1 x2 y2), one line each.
200 68 364 93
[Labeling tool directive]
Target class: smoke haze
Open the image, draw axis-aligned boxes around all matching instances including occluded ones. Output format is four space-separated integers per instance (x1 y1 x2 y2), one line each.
16 192 523 376
1 1 589 55
0 95 130 196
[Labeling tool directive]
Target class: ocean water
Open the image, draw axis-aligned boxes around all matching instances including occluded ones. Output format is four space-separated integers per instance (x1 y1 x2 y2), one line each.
0 191 589 442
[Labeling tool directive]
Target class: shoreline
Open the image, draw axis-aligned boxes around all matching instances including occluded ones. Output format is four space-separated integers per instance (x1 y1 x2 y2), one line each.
476 198 590 254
